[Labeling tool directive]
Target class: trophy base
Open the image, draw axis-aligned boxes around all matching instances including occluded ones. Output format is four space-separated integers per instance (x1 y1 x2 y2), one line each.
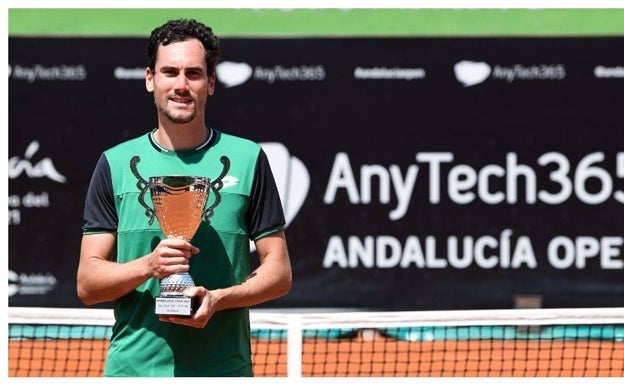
155 296 198 317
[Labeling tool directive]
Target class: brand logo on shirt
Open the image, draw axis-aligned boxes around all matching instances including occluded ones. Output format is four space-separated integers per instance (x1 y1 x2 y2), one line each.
219 144 309 226
221 175 239 188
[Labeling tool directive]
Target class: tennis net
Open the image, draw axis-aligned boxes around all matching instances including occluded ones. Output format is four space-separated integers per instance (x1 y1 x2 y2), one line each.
8 306 624 377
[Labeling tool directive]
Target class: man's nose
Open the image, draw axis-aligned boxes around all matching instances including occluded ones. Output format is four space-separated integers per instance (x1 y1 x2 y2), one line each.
173 74 190 90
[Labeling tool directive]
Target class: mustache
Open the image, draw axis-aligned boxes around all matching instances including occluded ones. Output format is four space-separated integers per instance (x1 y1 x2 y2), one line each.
172 89 192 97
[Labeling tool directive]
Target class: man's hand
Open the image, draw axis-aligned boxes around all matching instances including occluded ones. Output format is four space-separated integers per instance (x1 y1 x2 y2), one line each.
148 238 199 279
158 286 218 328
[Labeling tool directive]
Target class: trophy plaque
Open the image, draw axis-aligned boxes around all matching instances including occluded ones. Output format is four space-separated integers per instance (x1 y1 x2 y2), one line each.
149 175 209 316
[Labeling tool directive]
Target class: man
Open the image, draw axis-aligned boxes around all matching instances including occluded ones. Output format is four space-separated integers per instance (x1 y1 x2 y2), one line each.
77 18 292 376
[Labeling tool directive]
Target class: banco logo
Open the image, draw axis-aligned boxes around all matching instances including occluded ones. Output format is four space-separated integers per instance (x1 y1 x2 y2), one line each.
249 143 310 252
454 60 492 87
216 61 253 88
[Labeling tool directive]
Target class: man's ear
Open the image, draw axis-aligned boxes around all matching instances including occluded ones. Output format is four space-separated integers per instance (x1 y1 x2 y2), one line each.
146 67 154 92
208 73 216 96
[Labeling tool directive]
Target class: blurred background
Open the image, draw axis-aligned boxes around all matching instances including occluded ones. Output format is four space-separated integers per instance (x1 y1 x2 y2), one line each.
8 8 624 311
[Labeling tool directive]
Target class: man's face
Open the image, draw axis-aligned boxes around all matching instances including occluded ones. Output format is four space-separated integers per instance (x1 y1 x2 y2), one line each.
146 39 215 125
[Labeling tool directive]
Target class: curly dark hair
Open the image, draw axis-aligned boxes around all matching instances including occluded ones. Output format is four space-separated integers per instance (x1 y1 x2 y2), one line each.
146 18 221 75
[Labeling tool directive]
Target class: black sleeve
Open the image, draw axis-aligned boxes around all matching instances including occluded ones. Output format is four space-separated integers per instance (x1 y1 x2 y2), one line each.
82 154 118 233
246 149 286 240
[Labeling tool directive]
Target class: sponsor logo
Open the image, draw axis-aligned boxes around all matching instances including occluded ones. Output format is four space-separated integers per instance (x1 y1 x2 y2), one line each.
9 141 67 183
216 61 326 88
353 67 426 81
8 270 57 296
491 64 566 82
116 61 327 87
9 64 87 83
114 66 145 80
454 60 491 87
254 65 325 84
215 61 253 88
594 65 624 78
454 60 566 87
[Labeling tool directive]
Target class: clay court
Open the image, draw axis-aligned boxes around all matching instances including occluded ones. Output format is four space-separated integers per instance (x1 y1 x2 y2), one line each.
9 334 624 377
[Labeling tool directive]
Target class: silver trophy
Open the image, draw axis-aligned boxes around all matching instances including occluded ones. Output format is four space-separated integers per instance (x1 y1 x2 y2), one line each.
149 176 209 316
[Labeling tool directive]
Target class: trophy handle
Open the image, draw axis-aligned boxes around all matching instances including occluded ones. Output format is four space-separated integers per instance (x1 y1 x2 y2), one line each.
130 155 157 225
131 154 230 227
203 156 230 224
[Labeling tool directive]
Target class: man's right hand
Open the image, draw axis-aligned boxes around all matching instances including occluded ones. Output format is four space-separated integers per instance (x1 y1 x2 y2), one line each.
148 238 199 279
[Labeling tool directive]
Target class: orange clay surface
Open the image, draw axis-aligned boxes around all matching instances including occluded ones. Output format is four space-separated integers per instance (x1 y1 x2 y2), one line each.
9 335 624 377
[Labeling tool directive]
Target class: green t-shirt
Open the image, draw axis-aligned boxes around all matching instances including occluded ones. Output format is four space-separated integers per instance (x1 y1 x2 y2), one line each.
82 129 285 376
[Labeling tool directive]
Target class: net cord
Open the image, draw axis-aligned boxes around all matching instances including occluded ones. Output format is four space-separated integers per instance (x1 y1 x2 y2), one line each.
8 306 624 328
8 306 624 378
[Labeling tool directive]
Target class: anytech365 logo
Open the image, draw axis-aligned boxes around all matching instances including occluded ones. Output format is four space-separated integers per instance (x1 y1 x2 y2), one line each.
454 60 566 87
215 61 253 88
216 61 326 88
454 60 491 87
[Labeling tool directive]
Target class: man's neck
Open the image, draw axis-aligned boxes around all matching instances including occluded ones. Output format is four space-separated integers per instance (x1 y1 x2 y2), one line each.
153 123 210 151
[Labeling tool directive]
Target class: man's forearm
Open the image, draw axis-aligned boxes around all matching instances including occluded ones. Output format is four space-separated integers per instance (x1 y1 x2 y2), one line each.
77 255 152 305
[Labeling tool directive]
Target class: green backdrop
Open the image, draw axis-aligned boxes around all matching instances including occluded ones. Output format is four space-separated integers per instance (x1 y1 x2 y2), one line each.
8 8 624 37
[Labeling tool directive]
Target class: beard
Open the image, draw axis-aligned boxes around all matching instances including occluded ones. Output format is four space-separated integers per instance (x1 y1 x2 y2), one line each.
154 92 199 124
162 107 196 124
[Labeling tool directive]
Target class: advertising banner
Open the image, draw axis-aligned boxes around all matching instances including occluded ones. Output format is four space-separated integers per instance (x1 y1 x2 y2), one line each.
9 37 624 309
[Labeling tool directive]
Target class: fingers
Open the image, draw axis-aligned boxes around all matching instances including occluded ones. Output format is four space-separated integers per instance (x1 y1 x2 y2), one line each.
160 238 200 254
183 286 202 298
150 239 199 279
159 314 205 328
159 287 211 328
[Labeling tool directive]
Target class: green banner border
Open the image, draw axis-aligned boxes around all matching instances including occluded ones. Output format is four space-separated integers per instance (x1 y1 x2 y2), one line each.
9 8 624 37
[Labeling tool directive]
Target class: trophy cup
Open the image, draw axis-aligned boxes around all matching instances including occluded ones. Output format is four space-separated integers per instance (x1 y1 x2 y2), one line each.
149 175 209 316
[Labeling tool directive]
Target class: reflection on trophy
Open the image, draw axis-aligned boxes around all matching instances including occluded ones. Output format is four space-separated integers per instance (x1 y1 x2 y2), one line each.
149 176 209 316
